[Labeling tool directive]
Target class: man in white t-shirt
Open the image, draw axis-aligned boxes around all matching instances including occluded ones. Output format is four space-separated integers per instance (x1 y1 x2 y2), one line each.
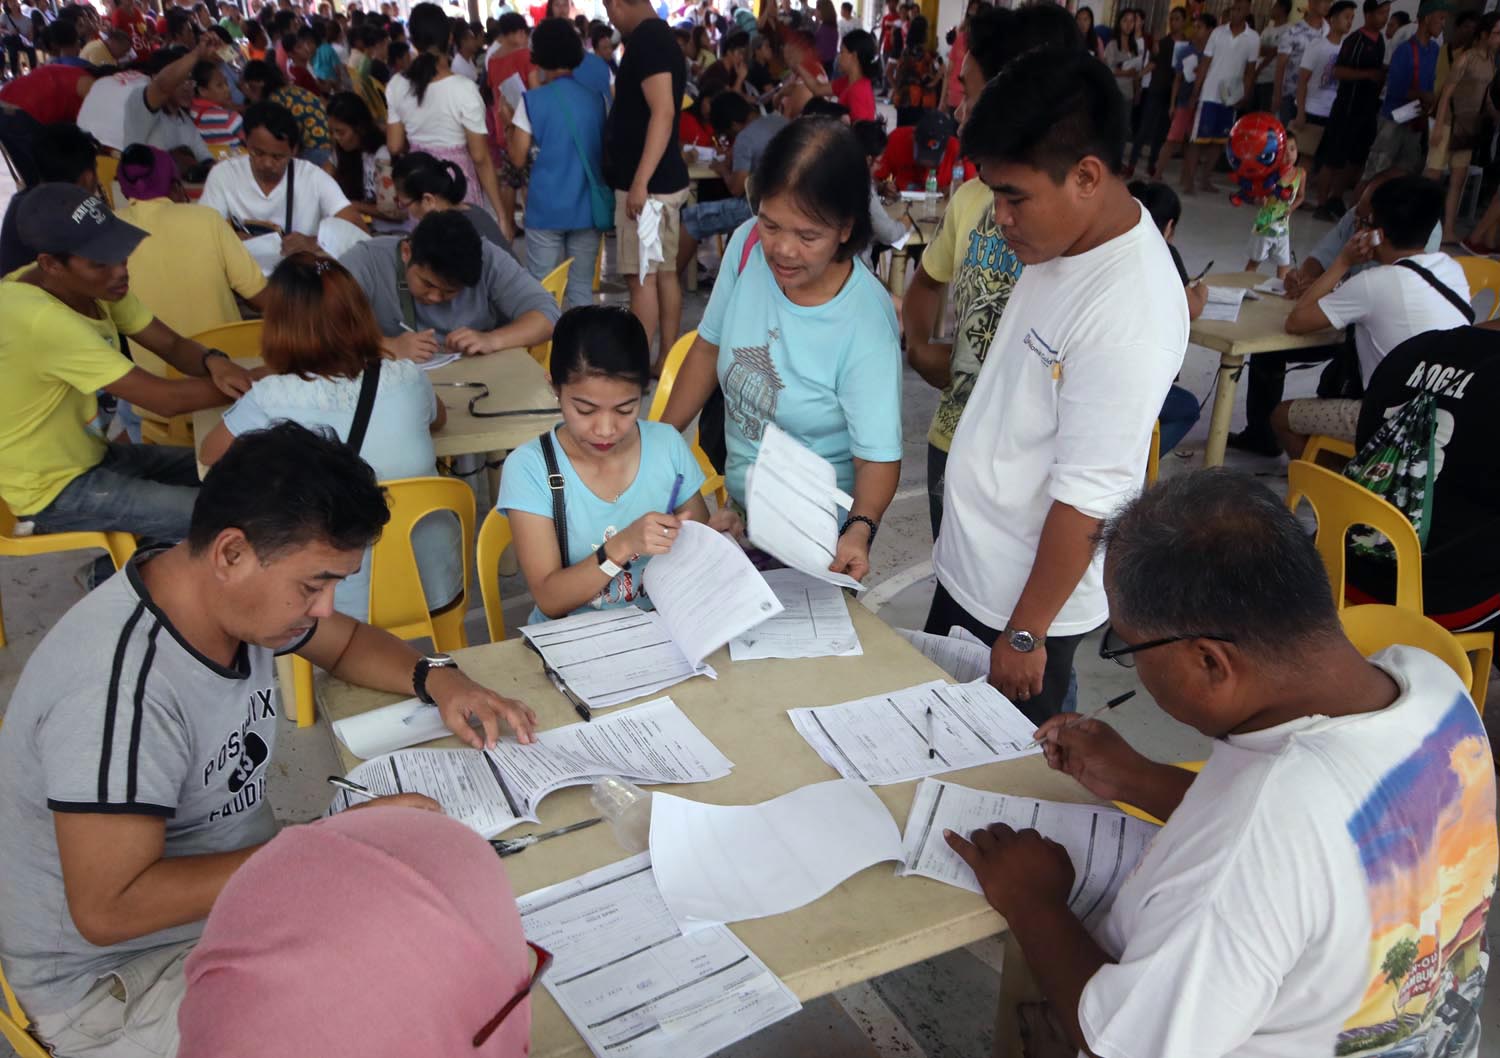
199 99 365 257
1273 0 1329 124
946 471 1497 1058
1293 0 1350 139
929 47 1186 721
1183 0 1259 194
1274 174 1470 455
77 36 218 170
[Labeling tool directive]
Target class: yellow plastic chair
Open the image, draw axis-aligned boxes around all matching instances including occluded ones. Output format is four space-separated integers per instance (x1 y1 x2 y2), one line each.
1145 420 1161 486
286 477 476 726
191 320 265 360
592 234 605 293
95 154 118 208
134 321 265 446
528 258 573 371
1340 604 1473 689
1456 255 1500 321
0 498 135 648
1114 760 1205 827
1287 459 1493 713
1301 433 1356 468
648 330 728 506
476 508 512 644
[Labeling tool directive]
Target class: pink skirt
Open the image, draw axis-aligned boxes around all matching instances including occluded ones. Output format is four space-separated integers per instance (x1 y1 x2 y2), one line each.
411 139 488 212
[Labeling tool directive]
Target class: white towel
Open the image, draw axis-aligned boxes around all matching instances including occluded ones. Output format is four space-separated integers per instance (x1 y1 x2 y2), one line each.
637 199 665 273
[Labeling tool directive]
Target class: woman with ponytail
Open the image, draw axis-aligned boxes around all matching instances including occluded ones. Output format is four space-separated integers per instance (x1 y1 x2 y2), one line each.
386 2 511 238
391 149 514 253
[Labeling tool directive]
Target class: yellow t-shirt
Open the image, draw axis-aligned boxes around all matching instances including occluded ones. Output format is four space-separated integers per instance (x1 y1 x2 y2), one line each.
919 178 1023 452
79 38 113 66
0 268 151 514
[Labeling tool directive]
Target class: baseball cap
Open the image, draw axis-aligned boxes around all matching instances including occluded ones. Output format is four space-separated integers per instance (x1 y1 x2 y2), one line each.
914 109 957 169
16 184 148 264
1417 0 1452 14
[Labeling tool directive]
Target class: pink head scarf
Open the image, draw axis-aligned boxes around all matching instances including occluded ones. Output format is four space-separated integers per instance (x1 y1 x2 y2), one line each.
178 807 534 1058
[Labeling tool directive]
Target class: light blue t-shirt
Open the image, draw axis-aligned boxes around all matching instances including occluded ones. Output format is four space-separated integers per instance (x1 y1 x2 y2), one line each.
698 220 904 502
498 420 706 623
221 360 463 622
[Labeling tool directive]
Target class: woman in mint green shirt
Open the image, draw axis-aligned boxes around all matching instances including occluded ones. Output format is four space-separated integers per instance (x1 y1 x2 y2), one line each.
661 118 903 584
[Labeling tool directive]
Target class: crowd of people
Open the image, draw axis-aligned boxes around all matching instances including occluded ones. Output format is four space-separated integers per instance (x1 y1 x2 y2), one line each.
1 0 1499 1055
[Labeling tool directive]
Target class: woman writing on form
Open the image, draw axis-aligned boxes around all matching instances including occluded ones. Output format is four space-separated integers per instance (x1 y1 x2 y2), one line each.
497 306 741 623
659 118 903 584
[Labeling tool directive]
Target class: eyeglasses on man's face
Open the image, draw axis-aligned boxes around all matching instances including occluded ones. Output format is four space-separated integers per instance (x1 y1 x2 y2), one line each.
1098 626 1235 668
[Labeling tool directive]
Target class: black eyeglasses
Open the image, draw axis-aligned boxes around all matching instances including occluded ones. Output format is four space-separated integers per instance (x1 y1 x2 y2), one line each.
1098 625 1234 668
473 940 553 1047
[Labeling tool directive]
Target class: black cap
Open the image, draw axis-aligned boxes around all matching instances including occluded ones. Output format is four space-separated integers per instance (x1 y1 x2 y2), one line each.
914 109 957 169
16 184 149 264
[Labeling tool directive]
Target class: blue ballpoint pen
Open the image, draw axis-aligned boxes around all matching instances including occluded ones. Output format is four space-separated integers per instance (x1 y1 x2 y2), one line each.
665 473 684 514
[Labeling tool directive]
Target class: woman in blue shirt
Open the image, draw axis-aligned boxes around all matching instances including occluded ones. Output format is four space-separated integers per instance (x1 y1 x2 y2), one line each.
661 118 903 583
498 306 741 622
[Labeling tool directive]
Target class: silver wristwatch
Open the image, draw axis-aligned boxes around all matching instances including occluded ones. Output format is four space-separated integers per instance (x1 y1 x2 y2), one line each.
413 653 459 704
1004 627 1044 653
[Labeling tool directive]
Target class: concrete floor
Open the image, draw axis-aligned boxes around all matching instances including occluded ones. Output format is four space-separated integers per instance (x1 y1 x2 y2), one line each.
3 158 1500 1057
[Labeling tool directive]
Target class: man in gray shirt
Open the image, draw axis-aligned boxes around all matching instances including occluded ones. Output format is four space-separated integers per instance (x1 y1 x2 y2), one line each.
340 209 560 361
0 422 537 1057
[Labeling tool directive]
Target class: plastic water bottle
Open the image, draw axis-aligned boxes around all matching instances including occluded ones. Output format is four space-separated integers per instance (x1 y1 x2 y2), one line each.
924 169 939 219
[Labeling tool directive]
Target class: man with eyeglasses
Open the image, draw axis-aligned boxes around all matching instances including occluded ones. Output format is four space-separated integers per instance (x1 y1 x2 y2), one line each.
199 100 367 258
946 470 1497 1058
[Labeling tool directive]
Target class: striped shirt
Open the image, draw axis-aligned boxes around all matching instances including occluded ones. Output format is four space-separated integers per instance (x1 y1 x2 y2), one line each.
0 551 303 1015
190 97 245 147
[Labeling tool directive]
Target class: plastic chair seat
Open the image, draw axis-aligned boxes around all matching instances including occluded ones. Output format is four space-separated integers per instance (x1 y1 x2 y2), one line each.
1456 255 1500 322
528 259 573 371
0 498 135 648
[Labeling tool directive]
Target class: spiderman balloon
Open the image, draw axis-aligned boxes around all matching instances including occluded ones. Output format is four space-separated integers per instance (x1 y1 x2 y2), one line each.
1225 112 1292 207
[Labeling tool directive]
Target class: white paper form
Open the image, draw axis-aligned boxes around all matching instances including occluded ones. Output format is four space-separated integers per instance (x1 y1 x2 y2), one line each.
899 778 1158 927
729 569 861 661
789 679 1041 786
895 626 990 683
521 607 716 709
332 695 450 759
649 779 902 931
1201 286 1247 322
518 853 802 1058
643 520 784 664
328 697 732 836
745 424 863 591
498 71 526 109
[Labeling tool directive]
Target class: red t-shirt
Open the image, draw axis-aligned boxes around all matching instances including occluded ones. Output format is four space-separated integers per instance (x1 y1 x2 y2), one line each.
487 46 534 99
110 5 151 50
873 126 973 192
679 111 715 148
831 75 876 122
288 62 323 96
0 64 90 125
879 11 901 54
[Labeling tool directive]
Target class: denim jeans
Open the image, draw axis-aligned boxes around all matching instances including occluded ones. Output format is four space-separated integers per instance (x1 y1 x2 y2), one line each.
30 443 200 542
525 227 599 310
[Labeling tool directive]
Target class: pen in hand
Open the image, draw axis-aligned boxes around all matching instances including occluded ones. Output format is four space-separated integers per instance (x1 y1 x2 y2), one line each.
1027 690 1137 747
666 472 684 515
327 775 378 802
1189 259 1214 285
925 705 937 760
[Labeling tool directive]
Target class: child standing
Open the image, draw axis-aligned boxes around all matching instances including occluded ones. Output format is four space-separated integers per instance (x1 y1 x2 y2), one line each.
1245 130 1304 278
1152 13 1215 185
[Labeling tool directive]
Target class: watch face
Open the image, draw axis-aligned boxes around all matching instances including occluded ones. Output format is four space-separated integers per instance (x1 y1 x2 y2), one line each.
426 653 456 666
1009 631 1036 653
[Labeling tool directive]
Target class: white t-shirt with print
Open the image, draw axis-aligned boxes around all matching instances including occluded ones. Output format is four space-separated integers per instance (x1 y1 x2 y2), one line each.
1255 21 1286 84
1299 31 1342 117
198 156 353 237
1278 16 1330 99
932 205 1187 635
1319 253 1471 382
387 72 488 149
1079 646 1496 1058
1201 23 1261 107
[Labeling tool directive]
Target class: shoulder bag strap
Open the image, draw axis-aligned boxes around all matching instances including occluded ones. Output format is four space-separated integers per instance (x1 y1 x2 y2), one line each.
551 86 611 205
538 430 570 563
284 155 296 235
392 241 417 330
1394 259 1477 323
346 359 380 454
738 225 761 274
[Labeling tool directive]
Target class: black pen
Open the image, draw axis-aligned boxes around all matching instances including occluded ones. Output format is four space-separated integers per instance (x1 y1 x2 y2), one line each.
523 639 591 722
1028 690 1137 747
1189 259 1214 284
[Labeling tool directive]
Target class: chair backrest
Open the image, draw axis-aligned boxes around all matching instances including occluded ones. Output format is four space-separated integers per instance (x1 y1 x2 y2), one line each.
1456 255 1500 322
1145 420 1161 487
368 477 476 643
649 329 698 423
190 320 265 361
528 258 574 371
1285 459 1423 612
94 154 118 208
0 494 135 566
476 508 512 645
1340 604 1473 689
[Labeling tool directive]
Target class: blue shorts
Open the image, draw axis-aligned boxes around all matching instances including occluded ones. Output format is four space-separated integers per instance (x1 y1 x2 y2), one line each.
1193 101 1236 144
681 196 754 241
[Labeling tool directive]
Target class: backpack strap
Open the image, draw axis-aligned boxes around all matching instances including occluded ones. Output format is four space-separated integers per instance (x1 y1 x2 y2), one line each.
393 241 417 330
346 359 380 454
538 430 570 563
1394 259 1477 324
738 226 761 275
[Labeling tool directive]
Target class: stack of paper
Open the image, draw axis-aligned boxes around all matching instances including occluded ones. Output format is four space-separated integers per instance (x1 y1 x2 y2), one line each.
522 521 783 708
899 778 1158 927
745 423 863 591
1253 276 1287 297
518 853 802 1058
789 679 1040 785
649 779 902 930
728 569 862 661
327 696 732 837
1201 286 1247 322
332 696 451 758
896 626 991 683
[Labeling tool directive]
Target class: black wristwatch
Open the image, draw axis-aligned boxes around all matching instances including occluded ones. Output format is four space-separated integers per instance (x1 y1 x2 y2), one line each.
839 514 879 546
413 653 459 704
200 347 229 374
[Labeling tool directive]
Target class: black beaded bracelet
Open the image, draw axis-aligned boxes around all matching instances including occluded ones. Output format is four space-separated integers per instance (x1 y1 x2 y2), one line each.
200 348 229 375
839 514 879 546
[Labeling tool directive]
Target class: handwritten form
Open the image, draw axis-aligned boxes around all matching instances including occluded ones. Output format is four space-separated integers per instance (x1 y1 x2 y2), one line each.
745 424 863 591
520 608 715 709
899 778 1158 927
643 520 784 665
1201 286 1247 322
729 569 862 661
328 696 732 836
518 853 801 1058
649 779 902 931
789 679 1040 785
895 626 991 683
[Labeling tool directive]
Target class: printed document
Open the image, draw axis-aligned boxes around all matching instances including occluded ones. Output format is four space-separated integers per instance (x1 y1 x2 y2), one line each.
789 679 1040 785
327 696 732 836
332 696 450 759
745 423 863 591
518 853 801 1058
899 778 1158 927
729 569 861 661
649 779 902 931
641 520 783 664
895 626 990 683
1201 286 1246 322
